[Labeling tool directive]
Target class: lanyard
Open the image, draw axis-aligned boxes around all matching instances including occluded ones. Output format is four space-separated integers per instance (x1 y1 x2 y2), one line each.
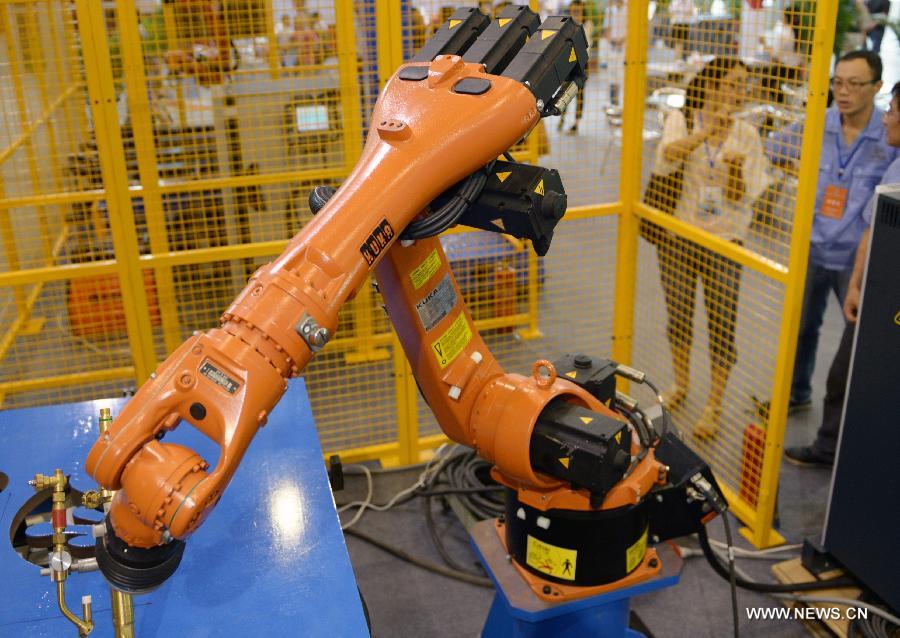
698 114 723 180
835 133 864 178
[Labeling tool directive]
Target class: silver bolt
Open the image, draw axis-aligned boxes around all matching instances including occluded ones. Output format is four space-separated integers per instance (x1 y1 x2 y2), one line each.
50 550 73 573
312 327 329 347
655 494 663 503
651 535 660 544
400 239 415 248
150 372 157 379
536 99 545 111
301 324 311 335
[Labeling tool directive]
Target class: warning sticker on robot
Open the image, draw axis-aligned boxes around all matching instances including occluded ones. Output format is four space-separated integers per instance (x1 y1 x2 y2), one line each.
410 249 441 290
416 274 457 332
526 536 577 581
431 312 472 369
626 526 649 572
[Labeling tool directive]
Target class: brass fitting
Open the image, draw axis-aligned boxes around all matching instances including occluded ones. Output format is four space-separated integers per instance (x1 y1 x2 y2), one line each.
56 581 93 637
81 490 104 509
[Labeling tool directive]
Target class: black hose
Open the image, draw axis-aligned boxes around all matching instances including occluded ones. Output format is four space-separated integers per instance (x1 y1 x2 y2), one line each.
344 527 493 588
698 526 857 592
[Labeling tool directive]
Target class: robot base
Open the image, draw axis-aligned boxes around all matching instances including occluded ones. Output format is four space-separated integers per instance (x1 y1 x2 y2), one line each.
470 519 683 638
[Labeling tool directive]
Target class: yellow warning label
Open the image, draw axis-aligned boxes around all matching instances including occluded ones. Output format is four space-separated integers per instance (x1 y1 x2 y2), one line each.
534 179 545 196
449 19 461 28
615 431 622 444
559 457 570 468
410 249 441 290
498 18 511 27
541 30 555 40
491 218 505 230
626 526 649 572
568 47 577 63
526 536 577 581
565 371 577 379
496 171 511 183
431 312 472 369
895 310 900 326
579 416 593 425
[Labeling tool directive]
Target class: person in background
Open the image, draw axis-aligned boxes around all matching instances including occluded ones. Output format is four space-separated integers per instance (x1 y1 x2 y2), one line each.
558 0 593 133
276 15 296 67
767 50 897 414
604 0 627 108
865 0 892 52
785 81 900 467
653 57 770 439
669 0 696 61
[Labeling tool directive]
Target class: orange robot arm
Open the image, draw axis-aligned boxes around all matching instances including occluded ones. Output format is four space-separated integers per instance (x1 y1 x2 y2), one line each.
87 7 721 596
86 7 593 591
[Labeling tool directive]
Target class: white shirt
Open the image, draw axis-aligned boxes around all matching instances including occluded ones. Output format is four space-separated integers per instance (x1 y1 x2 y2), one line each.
606 4 627 42
767 20 801 68
669 0 697 24
655 110 770 242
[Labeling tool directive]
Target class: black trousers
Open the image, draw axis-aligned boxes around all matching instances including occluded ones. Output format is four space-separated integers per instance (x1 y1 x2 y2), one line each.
811 320 855 459
657 235 743 371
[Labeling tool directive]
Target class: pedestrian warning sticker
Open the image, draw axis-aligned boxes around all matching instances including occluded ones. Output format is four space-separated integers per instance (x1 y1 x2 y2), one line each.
449 19 461 28
498 18 511 27
416 273 457 331
626 526 649 572
568 47 577 63
534 179 545 195
526 536 576 581
431 312 472 369
496 170 511 183
410 249 441 290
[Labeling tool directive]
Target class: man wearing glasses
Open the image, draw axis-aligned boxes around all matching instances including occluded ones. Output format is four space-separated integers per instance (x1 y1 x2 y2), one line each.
786 81 900 467
767 50 898 417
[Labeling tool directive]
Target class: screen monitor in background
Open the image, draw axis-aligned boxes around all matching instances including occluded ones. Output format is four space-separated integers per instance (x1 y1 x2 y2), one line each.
296 105 329 132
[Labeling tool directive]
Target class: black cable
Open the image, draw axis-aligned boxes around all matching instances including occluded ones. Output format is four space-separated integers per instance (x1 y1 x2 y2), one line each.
698 526 857 592
402 162 495 240
416 486 505 497
344 527 493 588
422 495 486 578
722 516 740 638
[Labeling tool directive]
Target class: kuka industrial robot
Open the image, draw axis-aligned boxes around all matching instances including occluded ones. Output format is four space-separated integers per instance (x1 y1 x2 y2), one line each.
80 6 726 634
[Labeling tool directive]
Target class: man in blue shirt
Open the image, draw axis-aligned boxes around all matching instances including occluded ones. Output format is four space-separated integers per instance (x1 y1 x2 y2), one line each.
786 80 900 467
767 50 898 412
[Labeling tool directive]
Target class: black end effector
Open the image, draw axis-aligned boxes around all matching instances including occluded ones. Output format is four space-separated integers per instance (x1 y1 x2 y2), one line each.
454 160 566 255
94 515 185 595
646 432 727 543
530 399 632 506
411 7 490 62
463 5 541 75
502 15 589 116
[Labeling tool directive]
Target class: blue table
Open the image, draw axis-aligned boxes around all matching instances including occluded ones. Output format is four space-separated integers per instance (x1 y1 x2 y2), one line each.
0 382 369 637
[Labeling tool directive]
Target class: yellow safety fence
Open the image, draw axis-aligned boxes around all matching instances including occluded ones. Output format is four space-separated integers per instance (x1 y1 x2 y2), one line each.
0 0 836 548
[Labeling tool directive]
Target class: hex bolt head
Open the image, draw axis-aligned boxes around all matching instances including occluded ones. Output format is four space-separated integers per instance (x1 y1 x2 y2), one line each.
542 585 552 594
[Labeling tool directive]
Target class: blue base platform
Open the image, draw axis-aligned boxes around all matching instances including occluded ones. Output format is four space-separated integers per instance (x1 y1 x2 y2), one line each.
470 520 683 638
0 382 369 637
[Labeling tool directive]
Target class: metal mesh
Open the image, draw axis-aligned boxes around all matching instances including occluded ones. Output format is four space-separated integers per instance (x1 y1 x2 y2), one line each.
634 2 819 517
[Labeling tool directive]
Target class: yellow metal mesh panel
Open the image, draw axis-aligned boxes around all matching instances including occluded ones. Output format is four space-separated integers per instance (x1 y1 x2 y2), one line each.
0 1 136 408
635 4 818 514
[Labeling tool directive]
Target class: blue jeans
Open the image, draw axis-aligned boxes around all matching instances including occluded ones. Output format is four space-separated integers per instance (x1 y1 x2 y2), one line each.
790 261 851 404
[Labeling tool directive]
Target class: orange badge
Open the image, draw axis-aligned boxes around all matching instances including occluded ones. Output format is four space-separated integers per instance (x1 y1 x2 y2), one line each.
820 184 848 220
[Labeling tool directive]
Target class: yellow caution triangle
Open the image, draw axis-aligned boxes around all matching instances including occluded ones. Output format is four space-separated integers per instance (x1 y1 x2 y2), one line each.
565 371 578 379
895 310 900 326
541 30 555 40
534 179 544 196
491 218 505 230
498 18 511 27
496 171 511 183
449 19 461 29
580 416 593 425
615 431 622 444
568 47 577 63
559 457 570 469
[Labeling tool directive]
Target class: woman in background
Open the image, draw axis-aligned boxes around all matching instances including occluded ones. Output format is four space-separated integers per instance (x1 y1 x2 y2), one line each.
651 57 769 439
